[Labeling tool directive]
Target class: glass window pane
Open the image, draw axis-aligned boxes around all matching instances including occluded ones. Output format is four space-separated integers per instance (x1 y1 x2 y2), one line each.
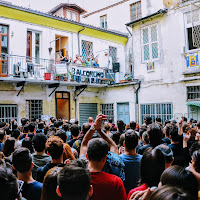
0 26 8 34
151 26 157 42
143 28 149 44
1 36 7 54
144 45 150 61
152 43 158 59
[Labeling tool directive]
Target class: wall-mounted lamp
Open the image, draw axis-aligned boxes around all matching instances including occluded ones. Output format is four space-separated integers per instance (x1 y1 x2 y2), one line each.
49 37 61 55
11 31 14 38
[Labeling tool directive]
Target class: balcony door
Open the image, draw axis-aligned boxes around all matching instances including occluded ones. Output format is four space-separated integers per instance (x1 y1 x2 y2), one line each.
0 25 8 77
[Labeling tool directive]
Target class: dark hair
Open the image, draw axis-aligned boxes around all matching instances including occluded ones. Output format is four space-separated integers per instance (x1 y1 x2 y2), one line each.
50 117 56 124
12 147 32 173
23 124 29 133
55 129 67 143
46 136 63 160
111 131 121 145
58 159 91 200
164 119 170 126
62 123 69 132
75 119 79 125
182 117 187 122
70 124 79 137
140 147 165 187
32 133 47 152
145 116 152 125
182 123 190 133
130 121 136 130
187 128 197 141
150 185 196 200
197 121 200 128
44 125 50 135
104 122 111 131
22 137 34 153
168 125 179 142
119 133 125 146
2 138 15 157
0 122 6 128
164 123 173 137
87 138 109 161
147 123 162 147
28 122 36 132
155 144 173 164
11 129 20 139
54 121 60 128
160 165 198 199
38 122 44 130
156 118 161 123
192 150 200 173
41 167 62 200
139 128 147 139
125 130 138 150
108 117 113 123
82 123 91 134
0 128 5 141
21 118 27 126
117 119 125 133
0 165 18 200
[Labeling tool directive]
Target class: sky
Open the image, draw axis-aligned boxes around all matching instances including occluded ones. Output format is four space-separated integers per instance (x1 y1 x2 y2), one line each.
4 0 120 13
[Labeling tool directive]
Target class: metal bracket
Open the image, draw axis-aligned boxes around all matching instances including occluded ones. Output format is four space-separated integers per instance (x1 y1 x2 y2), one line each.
48 83 60 97
74 85 87 101
16 81 26 96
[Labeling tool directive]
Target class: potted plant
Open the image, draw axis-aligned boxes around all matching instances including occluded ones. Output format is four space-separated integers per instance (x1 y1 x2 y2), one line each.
68 70 74 82
125 74 132 82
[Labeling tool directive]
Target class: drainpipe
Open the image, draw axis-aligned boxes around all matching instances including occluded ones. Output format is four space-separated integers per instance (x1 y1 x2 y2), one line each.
78 27 85 55
126 25 134 78
135 81 141 123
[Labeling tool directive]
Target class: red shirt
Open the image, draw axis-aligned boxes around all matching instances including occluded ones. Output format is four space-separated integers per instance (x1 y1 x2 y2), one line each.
90 171 127 200
127 184 148 200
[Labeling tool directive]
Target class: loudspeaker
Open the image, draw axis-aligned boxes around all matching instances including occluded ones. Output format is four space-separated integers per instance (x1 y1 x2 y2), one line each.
113 63 120 73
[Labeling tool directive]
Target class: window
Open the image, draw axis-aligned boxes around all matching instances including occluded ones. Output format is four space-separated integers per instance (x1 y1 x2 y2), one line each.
141 103 173 124
66 9 78 21
130 1 142 21
185 10 200 50
100 15 107 29
187 86 200 100
101 104 114 120
82 40 93 60
141 24 159 62
26 31 41 63
109 46 118 63
0 105 17 123
26 100 43 121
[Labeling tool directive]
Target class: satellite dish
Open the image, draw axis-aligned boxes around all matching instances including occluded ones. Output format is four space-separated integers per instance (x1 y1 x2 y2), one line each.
164 0 180 9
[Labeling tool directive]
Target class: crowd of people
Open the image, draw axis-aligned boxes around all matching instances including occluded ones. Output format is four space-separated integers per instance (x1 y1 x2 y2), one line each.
56 53 99 68
0 114 200 200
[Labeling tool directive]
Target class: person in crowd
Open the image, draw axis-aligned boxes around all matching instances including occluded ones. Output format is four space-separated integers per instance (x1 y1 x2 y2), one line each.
22 137 34 154
12 147 43 200
35 122 44 134
119 129 142 194
37 136 65 183
161 123 172 145
32 133 51 179
73 54 83 64
111 119 125 145
20 124 29 139
88 117 94 125
78 123 91 141
11 129 22 149
41 167 62 200
0 128 6 151
2 137 15 163
49 117 56 128
103 122 113 137
0 164 20 200
27 122 36 139
138 123 162 155
143 116 152 126
57 159 93 200
155 117 161 123
118 133 125 154
160 165 198 199
67 124 80 147
62 123 71 141
108 117 117 131
127 147 165 199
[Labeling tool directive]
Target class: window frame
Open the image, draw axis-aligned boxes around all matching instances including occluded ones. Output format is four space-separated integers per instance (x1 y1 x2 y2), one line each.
81 40 93 60
100 103 114 120
26 100 43 121
100 15 107 29
187 86 200 101
141 23 159 63
130 1 142 22
0 104 18 123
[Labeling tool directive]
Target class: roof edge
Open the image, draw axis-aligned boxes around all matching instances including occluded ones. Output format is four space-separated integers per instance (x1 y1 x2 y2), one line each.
126 9 168 27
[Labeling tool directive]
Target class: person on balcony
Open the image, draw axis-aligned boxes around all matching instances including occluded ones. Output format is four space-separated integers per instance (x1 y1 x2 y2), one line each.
85 56 92 68
93 58 100 68
73 54 83 65
56 53 72 63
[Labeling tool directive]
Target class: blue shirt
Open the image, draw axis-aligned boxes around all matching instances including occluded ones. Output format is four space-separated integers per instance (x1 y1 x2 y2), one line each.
22 181 42 200
119 154 142 194
0 142 3 151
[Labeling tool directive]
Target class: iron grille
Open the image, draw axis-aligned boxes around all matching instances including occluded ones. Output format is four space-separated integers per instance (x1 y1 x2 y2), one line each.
141 103 173 124
187 86 200 100
109 46 117 63
0 105 17 123
81 40 93 60
130 1 142 21
26 100 43 121
101 104 114 120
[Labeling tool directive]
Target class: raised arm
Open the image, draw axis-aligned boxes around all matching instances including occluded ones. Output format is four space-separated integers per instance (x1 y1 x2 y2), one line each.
98 129 119 155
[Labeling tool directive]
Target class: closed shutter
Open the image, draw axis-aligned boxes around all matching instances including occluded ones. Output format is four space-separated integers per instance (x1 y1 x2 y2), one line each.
117 103 130 125
79 103 97 125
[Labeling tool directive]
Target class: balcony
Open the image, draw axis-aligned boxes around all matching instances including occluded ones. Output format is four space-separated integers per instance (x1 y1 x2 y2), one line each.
0 54 116 87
